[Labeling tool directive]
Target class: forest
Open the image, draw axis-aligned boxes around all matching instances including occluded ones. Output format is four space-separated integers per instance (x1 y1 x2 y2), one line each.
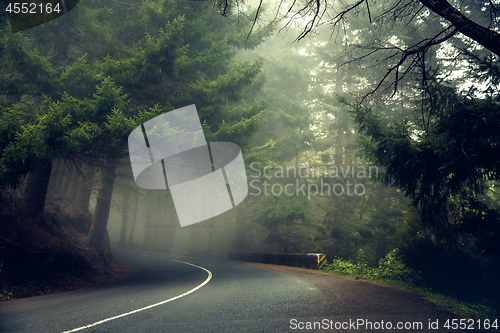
0 0 499 322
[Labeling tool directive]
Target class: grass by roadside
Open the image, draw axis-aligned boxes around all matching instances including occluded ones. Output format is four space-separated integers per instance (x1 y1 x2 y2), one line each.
321 249 498 322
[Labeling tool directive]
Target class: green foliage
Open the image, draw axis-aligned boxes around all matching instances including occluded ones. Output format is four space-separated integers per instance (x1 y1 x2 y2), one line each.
324 257 360 276
345 67 500 314
0 289 14 300
0 96 99 186
59 56 97 98
323 249 416 281
2 31 57 95
1 0 271 188
347 79 500 234
141 18 186 81
376 249 415 281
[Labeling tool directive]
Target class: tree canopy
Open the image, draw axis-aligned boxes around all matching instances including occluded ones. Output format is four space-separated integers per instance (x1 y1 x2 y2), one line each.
214 0 500 99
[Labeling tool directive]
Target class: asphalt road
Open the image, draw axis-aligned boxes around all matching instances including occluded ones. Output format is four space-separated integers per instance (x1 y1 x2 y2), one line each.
0 247 487 332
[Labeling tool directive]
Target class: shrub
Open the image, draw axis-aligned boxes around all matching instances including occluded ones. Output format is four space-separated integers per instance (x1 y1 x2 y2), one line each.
322 248 417 281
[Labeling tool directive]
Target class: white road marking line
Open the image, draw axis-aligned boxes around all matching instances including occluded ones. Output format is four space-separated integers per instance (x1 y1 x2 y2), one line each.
61 259 212 333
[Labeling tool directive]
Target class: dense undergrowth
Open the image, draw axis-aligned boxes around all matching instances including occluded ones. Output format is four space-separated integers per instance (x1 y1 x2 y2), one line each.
322 249 499 321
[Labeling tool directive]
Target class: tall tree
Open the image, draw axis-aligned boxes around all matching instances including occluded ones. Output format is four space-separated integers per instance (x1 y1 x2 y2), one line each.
346 68 500 282
2 0 271 255
75 163 96 211
88 156 117 252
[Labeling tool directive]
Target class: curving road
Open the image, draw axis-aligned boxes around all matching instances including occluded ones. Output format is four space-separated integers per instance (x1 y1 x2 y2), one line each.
0 247 483 332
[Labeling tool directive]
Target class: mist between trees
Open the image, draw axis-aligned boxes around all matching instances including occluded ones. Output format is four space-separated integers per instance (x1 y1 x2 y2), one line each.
1 0 499 314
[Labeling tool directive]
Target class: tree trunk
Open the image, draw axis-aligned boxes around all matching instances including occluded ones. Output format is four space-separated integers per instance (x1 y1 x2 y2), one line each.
88 157 117 252
144 191 153 248
54 161 70 195
127 193 139 245
118 185 131 246
21 160 52 220
66 165 80 202
48 158 62 194
75 164 96 211
60 165 74 196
